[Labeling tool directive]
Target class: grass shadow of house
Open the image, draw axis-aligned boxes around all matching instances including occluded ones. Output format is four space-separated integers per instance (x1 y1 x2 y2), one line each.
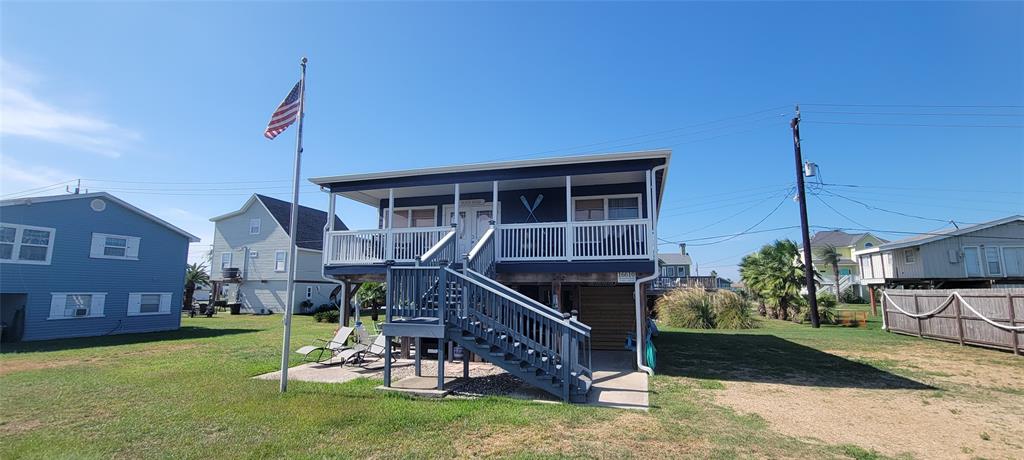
655 330 933 390
1 325 258 354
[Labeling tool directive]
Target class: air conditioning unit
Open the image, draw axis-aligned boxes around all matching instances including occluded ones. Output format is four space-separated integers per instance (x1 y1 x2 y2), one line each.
74 308 89 317
249 250 259 258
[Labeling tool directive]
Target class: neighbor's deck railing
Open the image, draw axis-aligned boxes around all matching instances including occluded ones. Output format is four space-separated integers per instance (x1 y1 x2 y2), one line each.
326 226 448 264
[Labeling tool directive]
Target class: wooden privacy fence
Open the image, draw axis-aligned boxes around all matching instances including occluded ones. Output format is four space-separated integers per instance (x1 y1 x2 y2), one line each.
882 288 1023 355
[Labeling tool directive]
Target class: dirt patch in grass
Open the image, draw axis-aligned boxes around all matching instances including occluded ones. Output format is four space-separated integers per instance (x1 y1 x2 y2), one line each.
710 341 1024 459
0 343 198 376
455 410 703 458
0 419 43 435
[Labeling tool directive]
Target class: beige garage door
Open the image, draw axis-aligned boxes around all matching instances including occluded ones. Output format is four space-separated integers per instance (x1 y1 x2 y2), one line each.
579 286 635 350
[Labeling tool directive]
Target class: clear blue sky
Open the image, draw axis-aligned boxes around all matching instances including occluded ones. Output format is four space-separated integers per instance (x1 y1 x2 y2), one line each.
2 2 1022 279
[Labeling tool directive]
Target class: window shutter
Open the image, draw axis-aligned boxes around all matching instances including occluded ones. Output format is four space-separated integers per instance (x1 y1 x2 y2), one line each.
127 293 142 315
91 294 106 317
126 237 141 259
50 294 66 319
89 234 105 258
159 293 172 313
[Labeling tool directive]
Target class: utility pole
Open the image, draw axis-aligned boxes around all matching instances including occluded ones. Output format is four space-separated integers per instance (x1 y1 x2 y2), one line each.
791 105 820 328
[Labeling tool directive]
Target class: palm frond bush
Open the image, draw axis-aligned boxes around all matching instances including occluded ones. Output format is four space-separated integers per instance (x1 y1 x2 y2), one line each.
712 291 757 329
655 288 716 329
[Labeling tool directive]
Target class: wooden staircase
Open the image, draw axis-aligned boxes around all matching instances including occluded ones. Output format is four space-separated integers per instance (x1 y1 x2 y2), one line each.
383 228 593 402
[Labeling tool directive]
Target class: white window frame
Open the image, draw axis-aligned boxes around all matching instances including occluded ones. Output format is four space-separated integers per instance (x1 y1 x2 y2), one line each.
380 206 438 229
249 218 261 235
571 194 643 222
90 232 140 260
221 252 233 270
1001 246 1024 277
962 246 983 277
0 223 56 265
903 249 916 264
128 292 173 316
48 292 106 320
983 246 1003 276
274 250 287 272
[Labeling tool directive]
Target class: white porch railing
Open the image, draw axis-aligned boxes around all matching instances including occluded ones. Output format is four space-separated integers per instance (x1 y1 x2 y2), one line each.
498 219 651 262
328 220 653 265
326 227 448 264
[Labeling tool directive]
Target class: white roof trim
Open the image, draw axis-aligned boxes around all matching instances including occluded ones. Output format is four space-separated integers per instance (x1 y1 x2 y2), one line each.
308 149 671 186
0 192 200 242
209 194 263 222
878 215 1024 251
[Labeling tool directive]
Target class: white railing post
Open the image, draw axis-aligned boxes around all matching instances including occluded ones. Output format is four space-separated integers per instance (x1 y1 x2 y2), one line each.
565 175 573 261
386 188 395 261
645 169 656 260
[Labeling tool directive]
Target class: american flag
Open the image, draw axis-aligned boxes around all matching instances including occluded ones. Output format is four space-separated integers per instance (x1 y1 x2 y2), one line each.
264 80 302 140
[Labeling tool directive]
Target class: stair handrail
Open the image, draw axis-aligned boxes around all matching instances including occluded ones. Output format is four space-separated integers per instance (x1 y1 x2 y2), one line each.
465 228 496 276
419 229 457 266
458 267 591 335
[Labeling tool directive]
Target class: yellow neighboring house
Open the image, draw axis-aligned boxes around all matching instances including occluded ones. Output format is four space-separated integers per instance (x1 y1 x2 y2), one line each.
802 230 888 298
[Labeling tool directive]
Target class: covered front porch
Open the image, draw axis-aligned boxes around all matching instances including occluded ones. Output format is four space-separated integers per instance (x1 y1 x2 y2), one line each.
312 151 668 276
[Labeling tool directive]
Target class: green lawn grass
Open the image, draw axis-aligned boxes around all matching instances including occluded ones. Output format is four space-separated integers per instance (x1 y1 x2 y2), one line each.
1 313 1010 458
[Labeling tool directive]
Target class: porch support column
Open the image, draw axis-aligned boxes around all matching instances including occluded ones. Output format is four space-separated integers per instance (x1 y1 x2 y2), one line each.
437 339 446 390
414 337 422 376
492 180 499 261
453 183 460 228
325 193 336 266
645 170 656 260
386 188 395 261
565 175 573 261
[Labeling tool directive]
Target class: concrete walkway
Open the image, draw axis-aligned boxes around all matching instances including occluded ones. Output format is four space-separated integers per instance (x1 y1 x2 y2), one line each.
587 351 650 410
254 351 649 410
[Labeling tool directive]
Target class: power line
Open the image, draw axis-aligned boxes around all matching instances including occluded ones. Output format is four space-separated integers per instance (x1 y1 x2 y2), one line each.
820 182 1023 196
488 105 789 161
658 225 801 245
669 192 795 247
0 180 77 198
662 187 794 239
801 103 1024 109
802 110 1024 117
810 192 870 229
803 120 1024 129
816 188 976 225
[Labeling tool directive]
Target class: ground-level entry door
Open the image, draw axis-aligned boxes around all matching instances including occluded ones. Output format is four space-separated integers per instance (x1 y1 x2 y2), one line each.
579 286 636 350
444 203 496 258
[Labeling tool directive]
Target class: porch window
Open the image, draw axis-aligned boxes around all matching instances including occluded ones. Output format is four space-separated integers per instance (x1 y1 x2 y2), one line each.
663 266 677 277
383 207 437 228
572 195 641 222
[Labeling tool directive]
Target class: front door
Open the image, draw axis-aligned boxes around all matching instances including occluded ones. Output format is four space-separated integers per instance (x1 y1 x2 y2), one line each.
444 203 496 257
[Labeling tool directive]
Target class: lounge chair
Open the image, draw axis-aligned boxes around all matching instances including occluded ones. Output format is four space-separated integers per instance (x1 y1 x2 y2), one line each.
340 330 395 366
295 326 354 364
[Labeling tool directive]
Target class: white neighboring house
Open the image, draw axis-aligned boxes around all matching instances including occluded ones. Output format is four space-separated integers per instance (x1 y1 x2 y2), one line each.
209 194 347 313
854 215 1024 289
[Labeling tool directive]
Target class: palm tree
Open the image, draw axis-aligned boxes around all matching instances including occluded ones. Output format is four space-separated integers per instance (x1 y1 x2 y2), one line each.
817 244 842 296
184 262 210 310
739 240 816 321
356 282 386 321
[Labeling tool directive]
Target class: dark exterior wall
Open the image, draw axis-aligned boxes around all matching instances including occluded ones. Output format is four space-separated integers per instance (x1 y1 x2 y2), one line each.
1 197 190 341
377 182 648 226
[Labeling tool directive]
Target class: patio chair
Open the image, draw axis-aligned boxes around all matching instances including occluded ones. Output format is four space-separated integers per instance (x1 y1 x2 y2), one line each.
341 329 395 366
294 326 354 364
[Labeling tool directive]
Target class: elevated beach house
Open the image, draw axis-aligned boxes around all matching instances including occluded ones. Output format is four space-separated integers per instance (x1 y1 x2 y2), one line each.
0 192 199 342
854 215 1024 292
311 150 670 401
208 194 347 313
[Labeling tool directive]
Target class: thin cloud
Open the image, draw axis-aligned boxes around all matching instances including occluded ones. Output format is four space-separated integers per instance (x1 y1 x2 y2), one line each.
0 155 77 196
0 59 140 158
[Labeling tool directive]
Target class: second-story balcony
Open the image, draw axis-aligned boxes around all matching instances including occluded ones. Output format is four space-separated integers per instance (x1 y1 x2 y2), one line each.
325 219 652 265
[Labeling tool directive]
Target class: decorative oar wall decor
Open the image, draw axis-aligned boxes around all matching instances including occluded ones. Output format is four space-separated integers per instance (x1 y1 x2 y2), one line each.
519 194 544 222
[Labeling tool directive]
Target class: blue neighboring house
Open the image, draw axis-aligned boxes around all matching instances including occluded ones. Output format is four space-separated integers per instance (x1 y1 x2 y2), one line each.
0 192 199 342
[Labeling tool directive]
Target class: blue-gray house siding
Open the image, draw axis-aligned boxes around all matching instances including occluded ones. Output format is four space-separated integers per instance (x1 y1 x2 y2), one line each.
0 193 197 342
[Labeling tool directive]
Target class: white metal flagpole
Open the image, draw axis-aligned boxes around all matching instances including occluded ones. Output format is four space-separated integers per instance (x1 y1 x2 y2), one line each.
280 56 307 393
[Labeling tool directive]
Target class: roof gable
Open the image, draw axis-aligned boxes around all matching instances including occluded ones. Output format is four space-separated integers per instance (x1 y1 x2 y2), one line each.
209 194 346 251
0 192 200 242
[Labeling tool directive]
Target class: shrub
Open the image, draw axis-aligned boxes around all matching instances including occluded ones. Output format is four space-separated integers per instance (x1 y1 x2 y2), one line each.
713 291 757 329
313 309 340 323
840 286 866 304
798 293 837 325
656 289 716 329
817 292 838 310
655 288 757 330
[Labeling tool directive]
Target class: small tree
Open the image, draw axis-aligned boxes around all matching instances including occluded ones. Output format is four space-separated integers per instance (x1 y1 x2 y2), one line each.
183 262 210 310
817 244 842 296
739 240 818 322
355 282 386 321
